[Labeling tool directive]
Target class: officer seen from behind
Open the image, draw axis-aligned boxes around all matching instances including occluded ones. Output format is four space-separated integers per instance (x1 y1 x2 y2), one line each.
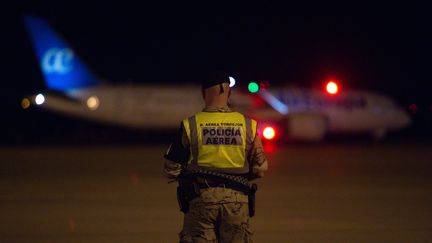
164 73 268 242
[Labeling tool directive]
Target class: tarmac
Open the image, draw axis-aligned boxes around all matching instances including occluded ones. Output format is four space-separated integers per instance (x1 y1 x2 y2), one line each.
1 143 432 242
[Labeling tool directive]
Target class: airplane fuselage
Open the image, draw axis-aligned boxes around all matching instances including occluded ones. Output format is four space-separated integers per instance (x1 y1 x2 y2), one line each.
37 85 411 140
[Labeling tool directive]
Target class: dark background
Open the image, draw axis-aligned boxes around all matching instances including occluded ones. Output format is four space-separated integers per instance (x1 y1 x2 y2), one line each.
3 1 432 144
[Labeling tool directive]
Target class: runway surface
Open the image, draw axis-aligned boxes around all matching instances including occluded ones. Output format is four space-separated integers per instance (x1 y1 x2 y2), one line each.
1 143 432 242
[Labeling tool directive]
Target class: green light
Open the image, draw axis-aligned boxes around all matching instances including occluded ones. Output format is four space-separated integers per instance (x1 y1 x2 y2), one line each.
248 82 259 93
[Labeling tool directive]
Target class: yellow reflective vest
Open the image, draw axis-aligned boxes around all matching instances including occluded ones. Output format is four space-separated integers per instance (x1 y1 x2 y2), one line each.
182 111 257 174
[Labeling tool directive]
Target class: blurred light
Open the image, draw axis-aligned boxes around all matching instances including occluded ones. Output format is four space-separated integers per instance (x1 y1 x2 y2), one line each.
259 80 270 90
263 126 276 140
248 82 260 93
252 95 266 108
131 173 139 187
35 94 45 105
263 142 277 154
326 81 339 95
229 76 236 88
259 90 289 114
86 95 100 110
409 103 418 114
68 217 76 232
21 98 30 109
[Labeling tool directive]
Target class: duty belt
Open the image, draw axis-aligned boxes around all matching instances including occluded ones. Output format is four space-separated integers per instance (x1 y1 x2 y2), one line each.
188 168 251 194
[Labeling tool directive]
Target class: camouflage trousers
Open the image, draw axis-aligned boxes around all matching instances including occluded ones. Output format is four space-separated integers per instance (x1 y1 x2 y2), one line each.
179 187 253 243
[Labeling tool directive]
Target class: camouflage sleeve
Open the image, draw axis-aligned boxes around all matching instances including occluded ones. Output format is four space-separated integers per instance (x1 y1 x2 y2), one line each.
248 134 268 180
163 123 190 179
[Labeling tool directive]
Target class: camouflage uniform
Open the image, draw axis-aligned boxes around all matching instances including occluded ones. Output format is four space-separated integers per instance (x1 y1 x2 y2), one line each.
180 187 251 242
165 106 267 243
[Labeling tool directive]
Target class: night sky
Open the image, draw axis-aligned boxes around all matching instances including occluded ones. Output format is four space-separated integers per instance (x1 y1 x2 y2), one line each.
4 1 432 143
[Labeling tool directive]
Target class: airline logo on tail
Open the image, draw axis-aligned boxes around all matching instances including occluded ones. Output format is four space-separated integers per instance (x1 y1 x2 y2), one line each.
42 48 74 74
24 15 100 92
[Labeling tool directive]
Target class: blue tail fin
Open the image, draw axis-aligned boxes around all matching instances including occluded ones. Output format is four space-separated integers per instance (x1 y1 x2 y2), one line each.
24 15 100 92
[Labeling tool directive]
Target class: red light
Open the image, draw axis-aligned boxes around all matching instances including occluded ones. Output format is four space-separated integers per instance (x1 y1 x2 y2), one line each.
259 80 271 90
252 95 266 108
326 81 339 95
262 126 276 140
409 103 418 114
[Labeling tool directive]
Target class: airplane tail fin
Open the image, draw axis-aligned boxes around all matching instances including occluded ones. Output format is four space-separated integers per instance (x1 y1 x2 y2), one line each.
23 15 100 92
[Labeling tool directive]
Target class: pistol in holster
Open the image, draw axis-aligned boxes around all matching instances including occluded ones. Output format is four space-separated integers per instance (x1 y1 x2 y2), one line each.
248 183 258 217
176 173 200 214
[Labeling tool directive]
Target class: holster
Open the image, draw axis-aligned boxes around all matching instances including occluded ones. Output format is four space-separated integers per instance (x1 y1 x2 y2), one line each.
248 183 258 217
176 174 200 214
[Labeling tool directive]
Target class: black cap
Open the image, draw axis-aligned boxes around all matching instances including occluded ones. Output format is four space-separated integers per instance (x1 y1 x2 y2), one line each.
201 71 230 90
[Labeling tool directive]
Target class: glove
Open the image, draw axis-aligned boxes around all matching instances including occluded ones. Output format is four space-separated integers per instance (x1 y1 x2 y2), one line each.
164 160 182 179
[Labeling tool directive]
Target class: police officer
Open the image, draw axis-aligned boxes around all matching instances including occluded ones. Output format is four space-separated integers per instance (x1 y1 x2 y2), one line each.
164 72 268 243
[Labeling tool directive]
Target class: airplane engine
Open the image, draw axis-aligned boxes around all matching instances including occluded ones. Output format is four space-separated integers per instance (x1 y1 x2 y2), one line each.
286 113 328 142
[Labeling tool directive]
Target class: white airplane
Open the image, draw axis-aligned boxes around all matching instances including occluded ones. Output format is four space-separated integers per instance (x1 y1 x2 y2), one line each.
246 83 411 141
23 15 411 142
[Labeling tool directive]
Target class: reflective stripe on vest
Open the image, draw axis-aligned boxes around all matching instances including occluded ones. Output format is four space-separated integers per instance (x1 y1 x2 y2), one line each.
183 111 257 174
